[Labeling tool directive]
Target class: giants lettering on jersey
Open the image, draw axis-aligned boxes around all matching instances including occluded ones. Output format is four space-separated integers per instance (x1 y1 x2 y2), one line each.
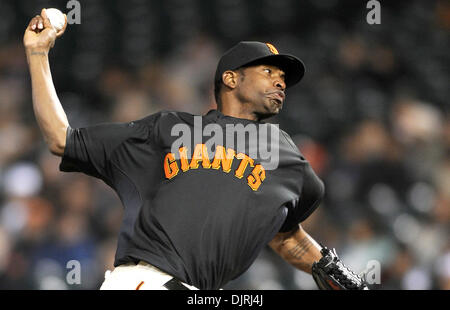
163 144 266 191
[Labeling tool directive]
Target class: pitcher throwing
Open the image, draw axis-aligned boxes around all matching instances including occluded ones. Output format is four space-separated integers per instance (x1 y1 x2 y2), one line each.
24 9 368 290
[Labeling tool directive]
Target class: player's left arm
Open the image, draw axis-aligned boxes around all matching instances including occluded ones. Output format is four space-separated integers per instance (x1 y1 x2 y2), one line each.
269 224 322 274
269 224 369 289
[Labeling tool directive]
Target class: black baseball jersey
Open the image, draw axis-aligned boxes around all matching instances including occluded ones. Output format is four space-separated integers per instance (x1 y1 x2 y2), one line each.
60 109 324 289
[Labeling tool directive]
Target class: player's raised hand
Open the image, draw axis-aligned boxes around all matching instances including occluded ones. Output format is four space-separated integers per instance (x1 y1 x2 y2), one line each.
23 8 67 52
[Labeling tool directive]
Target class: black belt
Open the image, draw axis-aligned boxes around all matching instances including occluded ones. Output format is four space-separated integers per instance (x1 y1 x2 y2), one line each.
163 278 190 290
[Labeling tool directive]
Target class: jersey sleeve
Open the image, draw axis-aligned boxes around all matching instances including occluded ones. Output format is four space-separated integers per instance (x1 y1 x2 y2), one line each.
277 131 325 233
279 164 325 232
59 114 158 184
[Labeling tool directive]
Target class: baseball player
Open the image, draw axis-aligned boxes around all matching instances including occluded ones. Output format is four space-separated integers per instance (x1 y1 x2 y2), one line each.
24 9 368 290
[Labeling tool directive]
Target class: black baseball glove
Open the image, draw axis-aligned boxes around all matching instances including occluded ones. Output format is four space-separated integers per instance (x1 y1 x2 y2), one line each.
312 247 369 290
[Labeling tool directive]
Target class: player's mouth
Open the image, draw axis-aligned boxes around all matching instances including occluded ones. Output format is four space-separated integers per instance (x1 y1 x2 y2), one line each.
266 90 285 103
267 90 285 107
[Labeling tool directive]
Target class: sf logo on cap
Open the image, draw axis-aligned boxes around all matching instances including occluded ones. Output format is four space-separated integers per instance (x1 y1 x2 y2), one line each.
266 43 279 55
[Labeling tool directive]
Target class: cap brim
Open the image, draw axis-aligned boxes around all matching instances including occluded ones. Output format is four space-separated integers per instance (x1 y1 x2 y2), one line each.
240 54 305 88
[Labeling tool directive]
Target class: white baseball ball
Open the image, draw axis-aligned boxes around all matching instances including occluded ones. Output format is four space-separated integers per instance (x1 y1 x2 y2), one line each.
45 8 65 31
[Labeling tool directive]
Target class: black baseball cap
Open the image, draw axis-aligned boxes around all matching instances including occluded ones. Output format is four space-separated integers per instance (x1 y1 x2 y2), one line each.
214 41 305 88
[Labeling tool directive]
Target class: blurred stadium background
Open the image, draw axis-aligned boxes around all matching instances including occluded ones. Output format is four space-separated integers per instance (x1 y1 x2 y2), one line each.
0 0 448 289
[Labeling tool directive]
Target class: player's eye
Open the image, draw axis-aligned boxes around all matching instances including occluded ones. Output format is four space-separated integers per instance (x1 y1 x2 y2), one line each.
263 68 272 74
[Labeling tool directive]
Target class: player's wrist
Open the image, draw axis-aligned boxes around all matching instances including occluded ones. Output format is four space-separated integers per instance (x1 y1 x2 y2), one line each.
24 34 55 56
25 47 49 63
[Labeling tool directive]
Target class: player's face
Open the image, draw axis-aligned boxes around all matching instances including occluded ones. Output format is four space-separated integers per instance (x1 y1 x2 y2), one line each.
235 64 286 119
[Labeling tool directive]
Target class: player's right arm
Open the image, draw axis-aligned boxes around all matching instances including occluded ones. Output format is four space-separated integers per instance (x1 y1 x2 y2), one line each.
23 9 69 156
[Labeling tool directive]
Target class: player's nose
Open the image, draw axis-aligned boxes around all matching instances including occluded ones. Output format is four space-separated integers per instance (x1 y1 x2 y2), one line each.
274 78 286 91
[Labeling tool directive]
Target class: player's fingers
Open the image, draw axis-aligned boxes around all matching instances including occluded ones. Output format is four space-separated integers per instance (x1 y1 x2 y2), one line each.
56 14 68 37
40 9 53 30
33 16 45 31
28 16 39 31
32 16 42 31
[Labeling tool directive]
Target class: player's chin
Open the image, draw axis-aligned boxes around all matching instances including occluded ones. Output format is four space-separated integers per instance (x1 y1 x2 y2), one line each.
258 101 282 120
268 98 283 114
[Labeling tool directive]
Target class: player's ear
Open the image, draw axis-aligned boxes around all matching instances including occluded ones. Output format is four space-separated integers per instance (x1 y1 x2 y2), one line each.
222 70 238 89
